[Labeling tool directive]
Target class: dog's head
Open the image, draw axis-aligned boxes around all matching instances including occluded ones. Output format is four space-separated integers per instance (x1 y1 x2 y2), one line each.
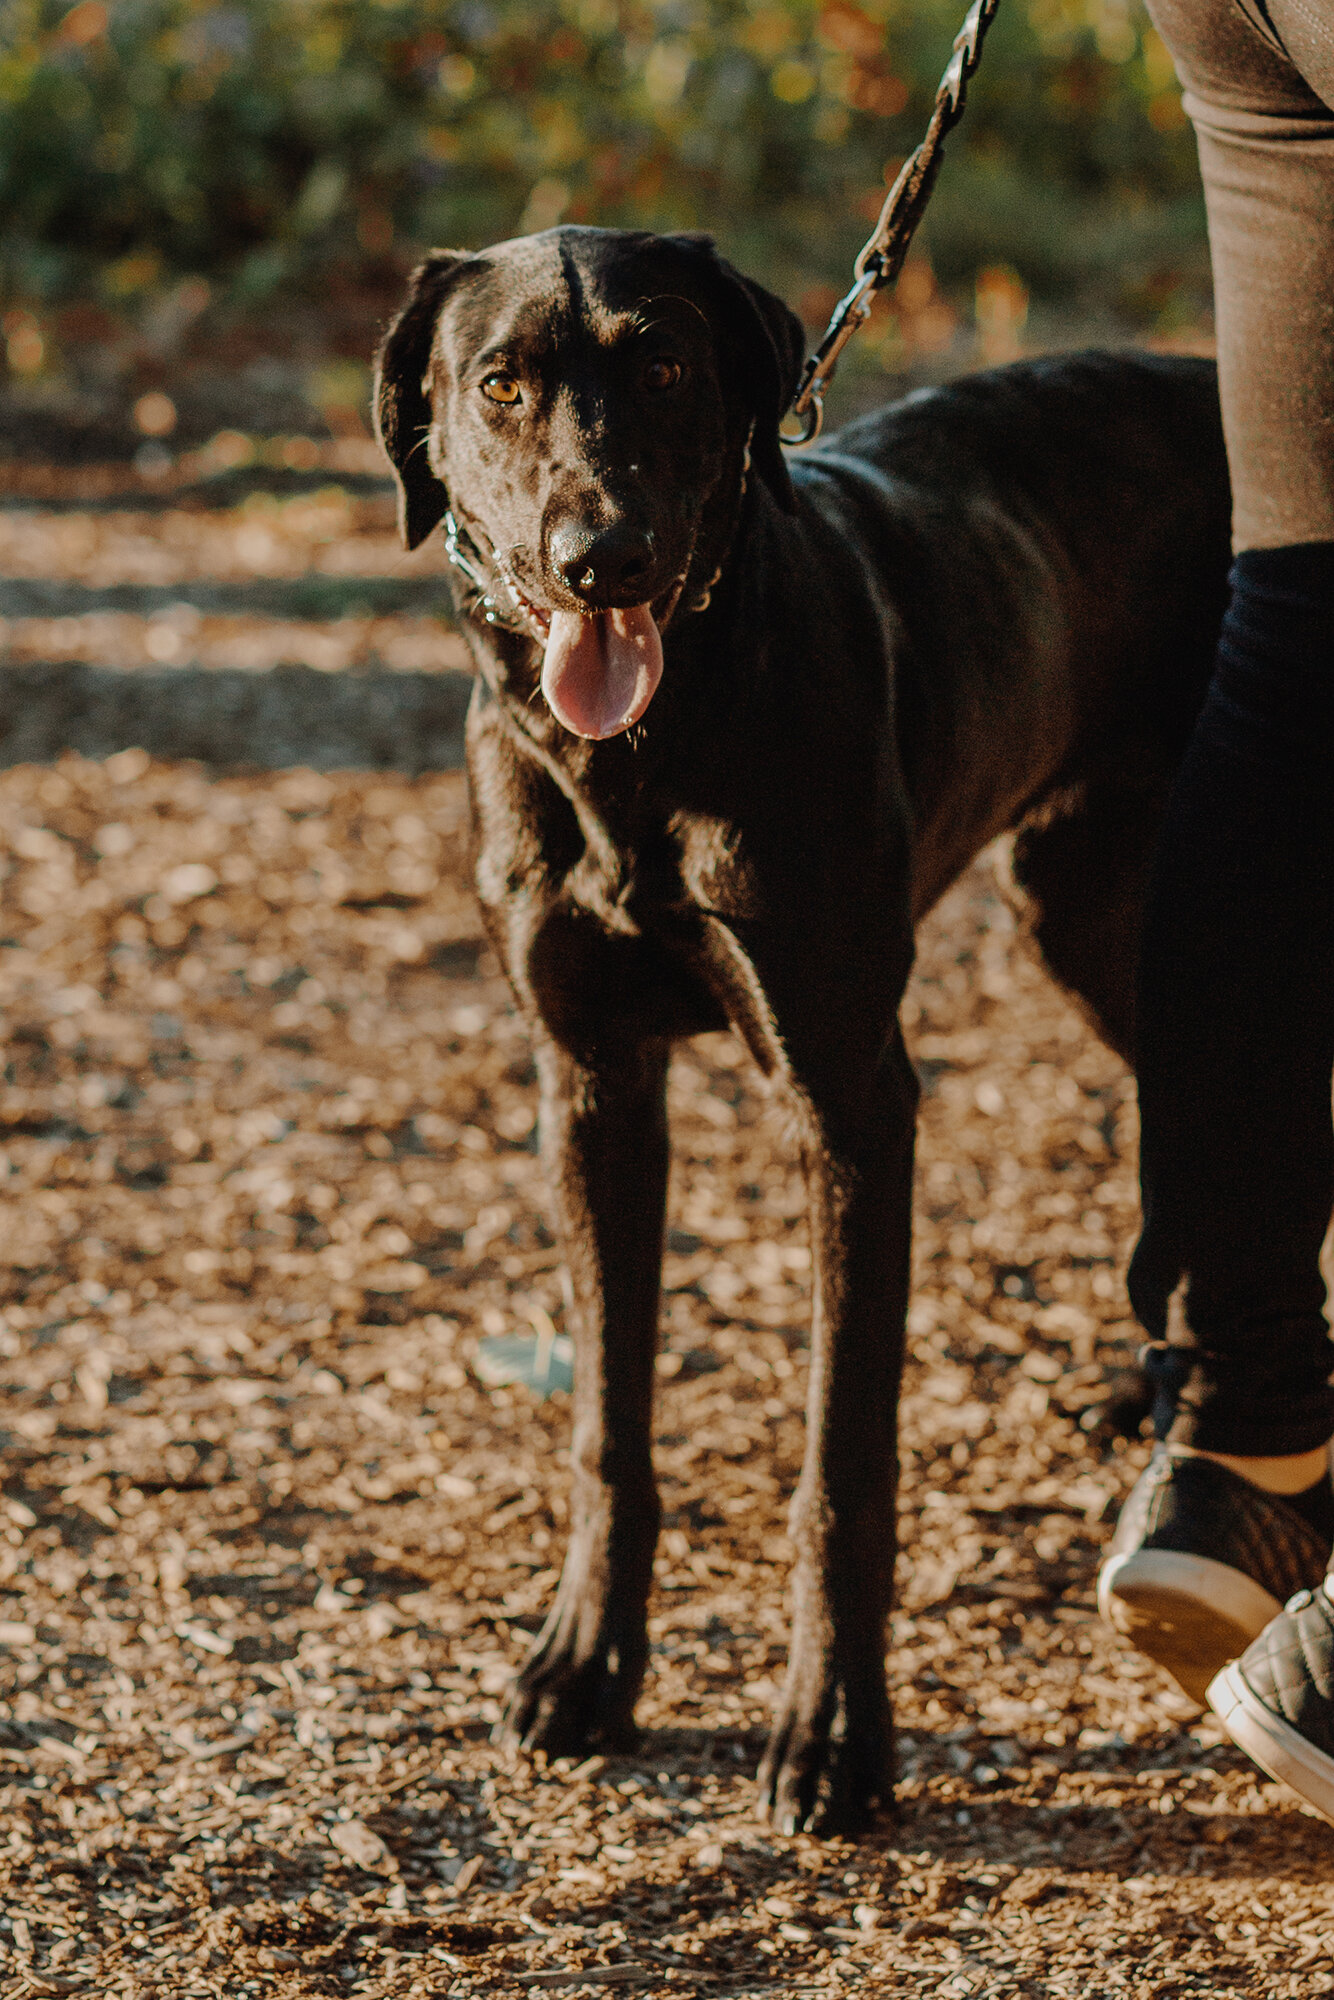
374 227 805 740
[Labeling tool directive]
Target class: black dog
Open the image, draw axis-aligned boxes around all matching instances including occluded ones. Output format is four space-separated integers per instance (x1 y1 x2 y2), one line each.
375 226 1231 1832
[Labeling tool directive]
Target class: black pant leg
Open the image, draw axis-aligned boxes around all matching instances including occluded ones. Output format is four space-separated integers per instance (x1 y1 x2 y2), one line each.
1129 544 1334 1454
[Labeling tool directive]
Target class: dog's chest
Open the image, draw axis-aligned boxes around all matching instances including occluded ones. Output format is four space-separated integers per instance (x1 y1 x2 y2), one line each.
512 808 767 1050
557 795 760 931
667 813 760 921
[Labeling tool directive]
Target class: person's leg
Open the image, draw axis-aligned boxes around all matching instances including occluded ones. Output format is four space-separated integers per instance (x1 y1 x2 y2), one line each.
1184 16 1334 1812
1129 544 1334 1458
1099 0 1334 1700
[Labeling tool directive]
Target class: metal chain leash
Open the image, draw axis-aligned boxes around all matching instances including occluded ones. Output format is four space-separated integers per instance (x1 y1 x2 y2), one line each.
783 0 1004 445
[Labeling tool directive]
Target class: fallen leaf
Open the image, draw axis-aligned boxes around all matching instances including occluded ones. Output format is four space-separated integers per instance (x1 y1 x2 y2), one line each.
329 1818 395 1871
475 1329 574 1399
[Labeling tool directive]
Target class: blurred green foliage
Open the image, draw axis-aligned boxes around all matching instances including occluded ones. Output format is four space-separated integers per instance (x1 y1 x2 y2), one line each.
0 0 1206 325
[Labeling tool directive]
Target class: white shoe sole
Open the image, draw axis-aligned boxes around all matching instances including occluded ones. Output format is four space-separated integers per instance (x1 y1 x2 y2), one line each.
1208 1658 1334 1825
1098 1549 1282 1706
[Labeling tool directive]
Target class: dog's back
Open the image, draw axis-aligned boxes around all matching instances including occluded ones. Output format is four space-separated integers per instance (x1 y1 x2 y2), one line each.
785 352 1230 905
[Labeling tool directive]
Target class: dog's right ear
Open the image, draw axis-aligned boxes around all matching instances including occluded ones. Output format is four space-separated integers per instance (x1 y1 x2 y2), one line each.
374 251 468 551
662 235 806 513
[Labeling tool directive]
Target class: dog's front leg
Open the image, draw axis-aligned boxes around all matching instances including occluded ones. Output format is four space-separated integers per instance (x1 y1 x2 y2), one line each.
757 1030 919 1834
500 1035 668 1756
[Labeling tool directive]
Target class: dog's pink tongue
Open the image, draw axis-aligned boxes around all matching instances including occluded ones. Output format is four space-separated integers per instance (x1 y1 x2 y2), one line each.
540 605 663 739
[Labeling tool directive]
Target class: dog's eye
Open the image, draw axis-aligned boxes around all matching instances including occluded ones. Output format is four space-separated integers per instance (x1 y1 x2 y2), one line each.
481 373 522 405
644 359 683 392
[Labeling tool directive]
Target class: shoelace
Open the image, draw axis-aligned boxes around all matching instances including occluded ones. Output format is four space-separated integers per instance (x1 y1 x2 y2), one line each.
1139 1340 1197 1441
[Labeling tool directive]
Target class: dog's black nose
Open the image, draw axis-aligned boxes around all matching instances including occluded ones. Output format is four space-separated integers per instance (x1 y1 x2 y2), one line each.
551 521 656 603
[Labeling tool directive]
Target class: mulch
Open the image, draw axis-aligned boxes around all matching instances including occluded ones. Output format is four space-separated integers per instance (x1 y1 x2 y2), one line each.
0 452 1329 1999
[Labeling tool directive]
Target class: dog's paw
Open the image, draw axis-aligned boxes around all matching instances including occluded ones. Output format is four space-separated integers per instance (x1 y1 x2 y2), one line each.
756 1688 894 1836
495 1623 643 1757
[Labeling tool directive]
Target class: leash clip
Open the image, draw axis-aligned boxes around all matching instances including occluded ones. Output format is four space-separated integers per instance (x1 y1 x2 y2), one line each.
783 262 885 449
781 379 825 447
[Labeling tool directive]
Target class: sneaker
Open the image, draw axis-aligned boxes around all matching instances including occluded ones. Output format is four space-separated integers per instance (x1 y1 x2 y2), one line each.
1208 1580 1334 1824
1098 1446 1331 1704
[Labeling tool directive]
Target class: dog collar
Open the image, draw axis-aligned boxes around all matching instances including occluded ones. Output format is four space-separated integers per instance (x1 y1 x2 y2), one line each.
441 511 548 638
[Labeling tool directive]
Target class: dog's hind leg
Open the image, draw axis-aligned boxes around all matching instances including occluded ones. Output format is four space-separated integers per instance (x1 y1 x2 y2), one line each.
757 1026 919 1834
1005 778 1165 1066
1004 779 1164 1433
498 1035 669 1756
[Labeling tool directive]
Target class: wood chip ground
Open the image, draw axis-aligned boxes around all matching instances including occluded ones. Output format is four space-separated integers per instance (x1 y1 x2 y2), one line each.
0 458 1330 1999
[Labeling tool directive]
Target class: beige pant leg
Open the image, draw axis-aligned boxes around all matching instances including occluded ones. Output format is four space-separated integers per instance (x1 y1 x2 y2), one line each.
1146 0 1334 548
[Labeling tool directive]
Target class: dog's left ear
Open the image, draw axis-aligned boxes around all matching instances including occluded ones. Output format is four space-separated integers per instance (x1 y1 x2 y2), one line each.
667 236 807 513
374 250 469 550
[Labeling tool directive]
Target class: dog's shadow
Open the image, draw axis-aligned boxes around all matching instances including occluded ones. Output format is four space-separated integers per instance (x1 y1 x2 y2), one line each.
895 1790 1334 1880
531 1722 1334 1888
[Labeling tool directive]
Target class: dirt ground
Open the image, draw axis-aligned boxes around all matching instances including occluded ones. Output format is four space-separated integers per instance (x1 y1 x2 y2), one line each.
0 452 1331 1999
